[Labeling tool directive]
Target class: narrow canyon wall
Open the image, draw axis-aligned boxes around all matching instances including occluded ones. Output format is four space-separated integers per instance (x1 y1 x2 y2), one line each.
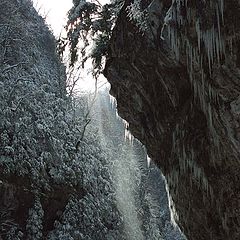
104 0 240 239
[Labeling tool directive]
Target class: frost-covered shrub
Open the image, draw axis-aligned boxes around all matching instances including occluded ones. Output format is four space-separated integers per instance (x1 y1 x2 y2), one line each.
47 131 125 240
6 226 23 240
26 198 44 240
0 206 18 239
127 0 149 33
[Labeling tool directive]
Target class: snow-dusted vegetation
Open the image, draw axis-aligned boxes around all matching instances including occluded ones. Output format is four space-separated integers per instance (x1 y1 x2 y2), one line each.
0 0 85 237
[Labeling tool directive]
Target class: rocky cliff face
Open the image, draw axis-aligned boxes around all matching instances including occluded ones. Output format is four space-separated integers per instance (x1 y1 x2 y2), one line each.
104 0 240 239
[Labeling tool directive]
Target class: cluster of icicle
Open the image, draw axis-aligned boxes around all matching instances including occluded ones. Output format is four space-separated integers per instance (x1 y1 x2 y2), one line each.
170 123 214 200
165 0 225 67
109 94 135 144
161 0 226 195
163 1 238 233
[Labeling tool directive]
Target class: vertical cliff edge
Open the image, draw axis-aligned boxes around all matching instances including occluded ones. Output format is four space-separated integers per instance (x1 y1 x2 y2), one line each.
104 0 240 239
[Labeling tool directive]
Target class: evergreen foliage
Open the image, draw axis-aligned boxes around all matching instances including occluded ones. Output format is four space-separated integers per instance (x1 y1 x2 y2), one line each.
63 0 123 77
62 0 155 77
0 0 74 187
26 198 44 240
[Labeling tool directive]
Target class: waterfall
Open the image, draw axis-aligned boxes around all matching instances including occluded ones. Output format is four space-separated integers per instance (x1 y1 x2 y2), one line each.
92 89 145 239
89 88 186 240
46 87 185 239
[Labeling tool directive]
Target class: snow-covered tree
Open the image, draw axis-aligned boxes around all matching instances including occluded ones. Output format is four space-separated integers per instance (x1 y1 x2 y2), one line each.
62 0 123 76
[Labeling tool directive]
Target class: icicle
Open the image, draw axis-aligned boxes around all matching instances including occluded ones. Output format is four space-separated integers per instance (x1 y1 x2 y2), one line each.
210 186 214 203
147 155 151 168
109 94 117 109
195 19 201 52
122 118 134 143
218 0 224 22
208 103 213 131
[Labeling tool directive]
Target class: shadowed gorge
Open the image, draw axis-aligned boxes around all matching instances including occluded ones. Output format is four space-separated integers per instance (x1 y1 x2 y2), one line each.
1 0 240 239
0 1 186 239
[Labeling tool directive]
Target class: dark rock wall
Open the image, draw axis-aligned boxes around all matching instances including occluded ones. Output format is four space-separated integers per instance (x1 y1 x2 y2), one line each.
104 0 240 239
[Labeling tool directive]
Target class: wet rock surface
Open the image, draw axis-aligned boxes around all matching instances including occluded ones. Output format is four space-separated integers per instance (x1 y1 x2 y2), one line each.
104 0 240 239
